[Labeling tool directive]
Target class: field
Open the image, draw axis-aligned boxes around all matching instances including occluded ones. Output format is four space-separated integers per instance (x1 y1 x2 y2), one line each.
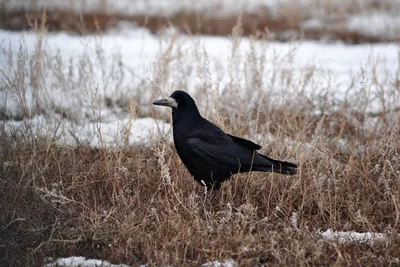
1 0 400 266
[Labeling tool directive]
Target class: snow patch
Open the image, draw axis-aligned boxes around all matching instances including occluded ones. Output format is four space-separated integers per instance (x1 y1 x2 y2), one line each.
44 256 129 267
318 229 388 245
347 12 400 39
202 259 236 267
4 116 172 148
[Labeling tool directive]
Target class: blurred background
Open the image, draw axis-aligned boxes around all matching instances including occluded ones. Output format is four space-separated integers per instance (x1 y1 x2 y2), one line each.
1 0 399 43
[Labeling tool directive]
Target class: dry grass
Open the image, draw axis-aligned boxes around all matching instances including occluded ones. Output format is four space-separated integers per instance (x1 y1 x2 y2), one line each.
1 14 400 267
1 106 400 266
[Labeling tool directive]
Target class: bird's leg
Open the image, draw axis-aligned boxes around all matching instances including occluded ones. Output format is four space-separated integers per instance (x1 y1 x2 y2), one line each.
250 150 256 172
201 180 208 196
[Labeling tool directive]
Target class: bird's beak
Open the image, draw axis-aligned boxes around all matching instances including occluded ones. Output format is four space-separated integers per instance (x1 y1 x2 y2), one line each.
152 97 178 108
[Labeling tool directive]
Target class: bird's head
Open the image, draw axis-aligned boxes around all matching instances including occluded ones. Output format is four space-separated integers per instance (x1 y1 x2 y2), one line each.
152 90 200 117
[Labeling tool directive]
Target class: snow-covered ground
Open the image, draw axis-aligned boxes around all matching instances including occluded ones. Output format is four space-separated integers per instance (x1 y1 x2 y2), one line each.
1 24 398 148
44 256 236 267
318 229 388 246
202 259 236 267
44 256 130 267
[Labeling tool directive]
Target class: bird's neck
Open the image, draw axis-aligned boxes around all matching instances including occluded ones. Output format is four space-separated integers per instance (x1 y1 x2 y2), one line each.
172 108 202 129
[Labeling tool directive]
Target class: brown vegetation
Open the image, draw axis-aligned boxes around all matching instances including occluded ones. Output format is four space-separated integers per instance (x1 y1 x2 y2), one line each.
1 12 400 266
1 101 400 266
0 7 395 44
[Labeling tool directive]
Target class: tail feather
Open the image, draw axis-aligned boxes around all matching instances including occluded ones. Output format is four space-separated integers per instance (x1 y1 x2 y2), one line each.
258 154 297 175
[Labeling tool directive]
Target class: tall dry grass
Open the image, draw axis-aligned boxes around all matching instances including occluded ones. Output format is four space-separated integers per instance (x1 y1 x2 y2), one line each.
1 16 400 267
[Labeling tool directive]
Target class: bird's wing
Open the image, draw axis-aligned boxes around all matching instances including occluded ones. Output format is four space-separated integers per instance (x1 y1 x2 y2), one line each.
186 119 259 165
187 136 255 166
226 134 262 150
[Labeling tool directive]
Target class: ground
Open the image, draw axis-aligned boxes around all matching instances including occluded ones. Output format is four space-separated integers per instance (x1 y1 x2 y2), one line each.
0 0 400 266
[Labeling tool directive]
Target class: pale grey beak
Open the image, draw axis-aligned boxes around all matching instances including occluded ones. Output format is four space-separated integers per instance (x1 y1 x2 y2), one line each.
152 97 178 108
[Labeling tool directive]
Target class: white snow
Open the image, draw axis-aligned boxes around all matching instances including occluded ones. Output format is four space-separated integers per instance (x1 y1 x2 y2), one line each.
45 257 236 267
317 229 388 245
1 24 398 147
202 259 236 267
44 256 129 267
301 12 400 41
347 12 400 40
4 116 172 147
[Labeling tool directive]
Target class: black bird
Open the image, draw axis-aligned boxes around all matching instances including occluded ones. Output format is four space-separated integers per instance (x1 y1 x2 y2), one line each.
153 90 297 190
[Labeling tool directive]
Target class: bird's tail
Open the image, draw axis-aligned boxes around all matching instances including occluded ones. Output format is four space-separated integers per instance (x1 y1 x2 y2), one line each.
257 154 297 175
